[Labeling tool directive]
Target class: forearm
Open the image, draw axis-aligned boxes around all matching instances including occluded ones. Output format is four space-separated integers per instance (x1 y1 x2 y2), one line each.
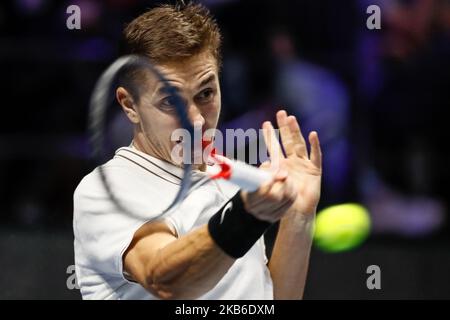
268 212 315 299
134 191 272 299
146 224 235 299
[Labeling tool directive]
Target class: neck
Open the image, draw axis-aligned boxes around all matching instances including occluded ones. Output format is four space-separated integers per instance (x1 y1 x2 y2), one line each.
132 131 164 160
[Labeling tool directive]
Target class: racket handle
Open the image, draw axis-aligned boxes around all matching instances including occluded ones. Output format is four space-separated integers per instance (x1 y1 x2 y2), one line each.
226 159 272 192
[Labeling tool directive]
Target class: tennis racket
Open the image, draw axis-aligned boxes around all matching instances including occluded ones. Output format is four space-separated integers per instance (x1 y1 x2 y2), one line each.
88 54 271 221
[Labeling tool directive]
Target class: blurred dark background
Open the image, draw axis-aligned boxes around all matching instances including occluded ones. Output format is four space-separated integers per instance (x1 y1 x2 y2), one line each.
0 0 449 299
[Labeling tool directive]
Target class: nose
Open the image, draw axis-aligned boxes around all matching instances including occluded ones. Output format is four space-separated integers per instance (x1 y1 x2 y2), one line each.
187 103 205 127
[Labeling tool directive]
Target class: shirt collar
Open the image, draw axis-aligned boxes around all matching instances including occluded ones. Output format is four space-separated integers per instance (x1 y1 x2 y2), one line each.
115 146 185 184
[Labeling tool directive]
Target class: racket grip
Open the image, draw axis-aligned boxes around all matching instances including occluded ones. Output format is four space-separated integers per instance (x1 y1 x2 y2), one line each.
227 159 272 192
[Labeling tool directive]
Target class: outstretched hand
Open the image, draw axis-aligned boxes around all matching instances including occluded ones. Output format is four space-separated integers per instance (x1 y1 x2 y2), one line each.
262 110 322 217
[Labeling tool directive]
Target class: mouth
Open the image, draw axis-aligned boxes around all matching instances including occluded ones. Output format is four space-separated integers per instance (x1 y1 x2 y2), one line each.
170 127 217 165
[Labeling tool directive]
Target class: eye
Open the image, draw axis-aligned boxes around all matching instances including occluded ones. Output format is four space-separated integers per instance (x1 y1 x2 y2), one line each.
160 96 179 111
195 88 215 104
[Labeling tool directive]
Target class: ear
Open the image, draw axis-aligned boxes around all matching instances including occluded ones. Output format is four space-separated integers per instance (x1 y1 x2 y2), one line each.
116 87 140 124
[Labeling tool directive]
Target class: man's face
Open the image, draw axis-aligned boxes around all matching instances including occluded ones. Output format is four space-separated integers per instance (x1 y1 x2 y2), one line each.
131 51 221 165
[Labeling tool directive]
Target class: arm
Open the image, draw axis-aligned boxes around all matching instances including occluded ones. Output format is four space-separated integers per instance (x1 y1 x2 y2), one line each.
124 171 297 300
124 221 234 299
263 110 322 299
269 213 314 299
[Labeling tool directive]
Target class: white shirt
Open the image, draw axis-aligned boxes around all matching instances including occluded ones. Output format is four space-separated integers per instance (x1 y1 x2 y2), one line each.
73 146 273 300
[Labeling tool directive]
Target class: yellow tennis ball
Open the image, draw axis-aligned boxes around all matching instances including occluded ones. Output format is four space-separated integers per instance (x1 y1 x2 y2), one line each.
313 203 371 253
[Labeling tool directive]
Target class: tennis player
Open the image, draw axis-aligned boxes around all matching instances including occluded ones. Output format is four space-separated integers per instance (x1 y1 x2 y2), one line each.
73 3 322 300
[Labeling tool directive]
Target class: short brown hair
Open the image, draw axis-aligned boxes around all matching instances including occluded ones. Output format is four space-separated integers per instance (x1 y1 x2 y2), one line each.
123 2 222 66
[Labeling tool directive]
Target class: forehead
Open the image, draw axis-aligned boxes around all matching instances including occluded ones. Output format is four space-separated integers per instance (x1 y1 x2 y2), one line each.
153 52 219 90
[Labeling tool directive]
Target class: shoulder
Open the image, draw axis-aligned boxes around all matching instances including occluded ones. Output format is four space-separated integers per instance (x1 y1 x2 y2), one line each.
74 153 173 198
73 158 131 208
73 155 178 226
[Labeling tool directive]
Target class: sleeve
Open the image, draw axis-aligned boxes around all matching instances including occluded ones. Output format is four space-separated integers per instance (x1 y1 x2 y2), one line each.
73 165 177 279
162 179 240 237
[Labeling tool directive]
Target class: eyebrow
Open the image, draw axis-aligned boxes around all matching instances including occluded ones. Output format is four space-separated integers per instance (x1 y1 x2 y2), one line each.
156 74 216 97
196 74 216 90
157 85 180 97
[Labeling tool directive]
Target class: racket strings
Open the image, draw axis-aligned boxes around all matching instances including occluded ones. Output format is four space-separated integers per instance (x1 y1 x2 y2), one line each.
89 55 193 222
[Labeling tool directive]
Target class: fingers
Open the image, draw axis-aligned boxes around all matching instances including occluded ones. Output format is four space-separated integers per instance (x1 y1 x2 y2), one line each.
259 160 271 170
242 174 297 223
309 131 322 169
287 115 308 158
262 121 283 164
276 110 295 157
274 168 288 180
244 168 287 209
